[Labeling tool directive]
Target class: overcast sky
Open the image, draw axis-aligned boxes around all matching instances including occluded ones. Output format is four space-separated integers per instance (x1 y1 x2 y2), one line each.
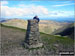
0 1 74 20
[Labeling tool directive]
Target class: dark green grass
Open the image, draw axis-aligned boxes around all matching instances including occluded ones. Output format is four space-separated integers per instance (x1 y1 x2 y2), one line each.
40 33 74 52
41 33 74 45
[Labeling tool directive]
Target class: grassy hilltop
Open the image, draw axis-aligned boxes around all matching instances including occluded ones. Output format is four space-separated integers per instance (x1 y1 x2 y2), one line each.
1 23 74 55
1 19 68 34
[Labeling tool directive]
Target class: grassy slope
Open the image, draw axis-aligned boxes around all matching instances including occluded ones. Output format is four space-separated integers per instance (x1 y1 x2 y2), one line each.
41 32 74 51
1 23 26 32
52 23 74 34
1 24 74 55
2 19 64 34
52 23 74 39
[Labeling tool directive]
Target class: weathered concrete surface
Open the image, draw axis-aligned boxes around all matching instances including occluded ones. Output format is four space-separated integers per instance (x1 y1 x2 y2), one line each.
24 19 43 48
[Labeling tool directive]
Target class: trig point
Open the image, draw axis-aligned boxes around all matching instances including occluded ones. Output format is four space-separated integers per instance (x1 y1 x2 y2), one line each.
24 19 43 49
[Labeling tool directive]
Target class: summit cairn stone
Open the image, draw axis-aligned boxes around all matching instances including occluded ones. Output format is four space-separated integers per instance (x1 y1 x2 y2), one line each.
24 19 43 48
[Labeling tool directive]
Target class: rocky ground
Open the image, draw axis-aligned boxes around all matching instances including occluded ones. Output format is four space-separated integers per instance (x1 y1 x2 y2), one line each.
0 24 74 56
1 26 46 56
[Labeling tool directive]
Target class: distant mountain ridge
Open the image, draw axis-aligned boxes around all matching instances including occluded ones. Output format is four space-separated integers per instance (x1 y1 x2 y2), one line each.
0 20 7 22
1 19 70 34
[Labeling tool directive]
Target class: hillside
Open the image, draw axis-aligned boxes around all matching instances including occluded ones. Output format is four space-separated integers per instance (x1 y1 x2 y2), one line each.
52 23 74 39
1 24 74 55
1 19 69 34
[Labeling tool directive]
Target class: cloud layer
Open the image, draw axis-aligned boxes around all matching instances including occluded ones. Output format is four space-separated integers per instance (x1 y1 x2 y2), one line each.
1 1 49 18
53 3 74 7
1 1 74 19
